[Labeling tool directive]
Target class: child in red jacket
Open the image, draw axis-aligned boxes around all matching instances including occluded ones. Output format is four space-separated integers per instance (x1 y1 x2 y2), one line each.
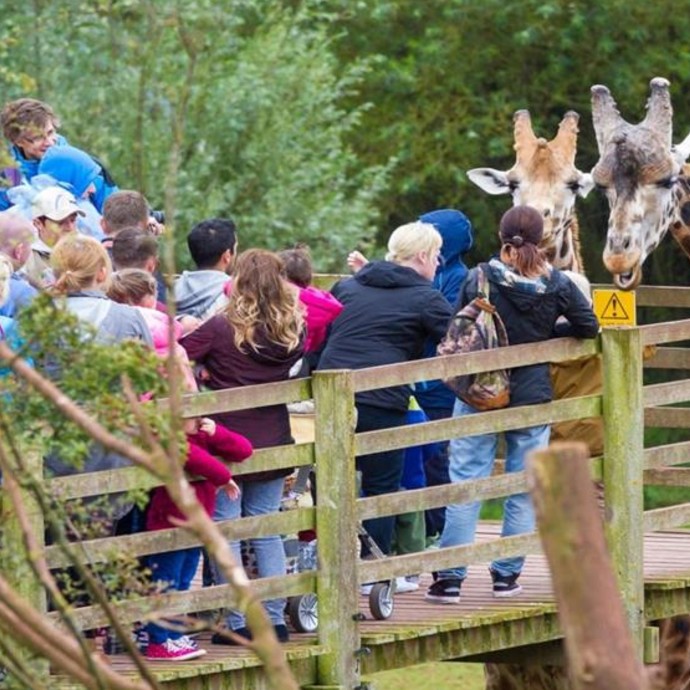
144 417 253 661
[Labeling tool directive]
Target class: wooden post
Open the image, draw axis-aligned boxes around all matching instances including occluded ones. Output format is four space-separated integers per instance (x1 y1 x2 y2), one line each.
311 370 359 689
0 450 48 679
601 326 645 654
528 442 647 690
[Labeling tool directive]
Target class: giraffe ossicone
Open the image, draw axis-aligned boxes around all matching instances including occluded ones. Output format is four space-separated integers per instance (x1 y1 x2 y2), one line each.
467 109 593 274
591 77 690 290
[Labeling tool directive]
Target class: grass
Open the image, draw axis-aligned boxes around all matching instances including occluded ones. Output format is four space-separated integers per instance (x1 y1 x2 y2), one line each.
363 662 485 690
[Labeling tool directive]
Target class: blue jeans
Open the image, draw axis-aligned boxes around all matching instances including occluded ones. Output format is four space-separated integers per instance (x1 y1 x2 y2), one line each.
145 547 201 644
213 476 286 628
438 398 550 580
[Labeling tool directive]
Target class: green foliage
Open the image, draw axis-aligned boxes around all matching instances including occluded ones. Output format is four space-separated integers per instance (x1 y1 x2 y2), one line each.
0 0 390 271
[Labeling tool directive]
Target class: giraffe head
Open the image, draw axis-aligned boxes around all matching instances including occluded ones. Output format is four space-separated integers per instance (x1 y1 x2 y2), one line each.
591 77 690 290
467 110 594 270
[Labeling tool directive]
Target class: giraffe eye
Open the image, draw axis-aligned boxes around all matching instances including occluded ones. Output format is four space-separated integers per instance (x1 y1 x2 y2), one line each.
567 181 581 193
507 179 519 192
657 176 677 189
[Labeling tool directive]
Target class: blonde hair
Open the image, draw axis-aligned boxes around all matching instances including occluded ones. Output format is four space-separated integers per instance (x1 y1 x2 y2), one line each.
107 268 157 306
385 221 442 264
0 254 13 306
51 235 112 295
226 249 304 353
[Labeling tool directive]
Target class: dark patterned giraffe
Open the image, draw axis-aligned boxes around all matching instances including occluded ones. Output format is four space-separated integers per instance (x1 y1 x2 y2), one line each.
591 77 690 290
467 110 594 273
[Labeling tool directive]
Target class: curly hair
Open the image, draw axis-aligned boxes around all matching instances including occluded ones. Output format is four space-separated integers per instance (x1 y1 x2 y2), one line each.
226 249 304 353
1 98 60 144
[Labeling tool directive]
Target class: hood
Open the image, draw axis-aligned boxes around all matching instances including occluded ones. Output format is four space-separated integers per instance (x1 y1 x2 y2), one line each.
355 260 431 289
174 270 229 319
419 209 473 265
38 145 100 198
485 260 555 313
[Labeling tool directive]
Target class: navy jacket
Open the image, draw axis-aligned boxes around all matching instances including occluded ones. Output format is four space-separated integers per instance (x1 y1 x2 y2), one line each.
317 261 452 412
458 262 599 407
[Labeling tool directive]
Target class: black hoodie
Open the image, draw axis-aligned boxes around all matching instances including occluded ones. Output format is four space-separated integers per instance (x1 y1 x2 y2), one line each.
317 260 452 411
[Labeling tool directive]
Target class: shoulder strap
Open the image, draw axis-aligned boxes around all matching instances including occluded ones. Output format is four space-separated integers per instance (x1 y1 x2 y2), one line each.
476 265 490 299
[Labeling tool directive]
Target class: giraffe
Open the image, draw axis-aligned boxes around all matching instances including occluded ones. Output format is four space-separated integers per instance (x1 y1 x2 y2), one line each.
467 110 690 690
467 109 594 273
591 76 690 290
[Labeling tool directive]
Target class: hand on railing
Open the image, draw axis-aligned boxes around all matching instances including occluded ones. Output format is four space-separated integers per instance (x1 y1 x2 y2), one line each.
222 479 241 500
347 250 369 273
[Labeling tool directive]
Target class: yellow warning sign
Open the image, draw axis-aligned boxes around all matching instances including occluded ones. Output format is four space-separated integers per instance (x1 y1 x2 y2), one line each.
592 289 636 327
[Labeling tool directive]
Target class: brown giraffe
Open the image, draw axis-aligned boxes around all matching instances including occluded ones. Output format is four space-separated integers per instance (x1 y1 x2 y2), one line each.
591 77 690 290
467 109 594 273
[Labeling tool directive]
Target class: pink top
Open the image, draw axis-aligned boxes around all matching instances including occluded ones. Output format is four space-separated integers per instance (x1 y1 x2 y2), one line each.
137 306 197 391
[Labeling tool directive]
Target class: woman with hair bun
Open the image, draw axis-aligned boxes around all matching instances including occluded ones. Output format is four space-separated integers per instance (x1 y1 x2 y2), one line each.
426 205 598 606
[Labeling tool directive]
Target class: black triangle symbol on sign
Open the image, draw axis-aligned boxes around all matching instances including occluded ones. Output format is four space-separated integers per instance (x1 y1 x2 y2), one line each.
601 293 630 320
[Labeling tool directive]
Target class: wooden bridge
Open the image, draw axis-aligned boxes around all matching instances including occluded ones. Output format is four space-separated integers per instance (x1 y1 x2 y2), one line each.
6 284 690 689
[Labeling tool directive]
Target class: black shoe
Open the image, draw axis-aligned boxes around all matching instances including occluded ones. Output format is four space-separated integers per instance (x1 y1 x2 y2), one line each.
211 627 252 645
489 568 522 598
274 624 289 642
425 577 463 604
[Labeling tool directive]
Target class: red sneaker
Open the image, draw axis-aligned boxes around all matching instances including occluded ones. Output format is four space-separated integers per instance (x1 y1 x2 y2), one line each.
146 640 206 661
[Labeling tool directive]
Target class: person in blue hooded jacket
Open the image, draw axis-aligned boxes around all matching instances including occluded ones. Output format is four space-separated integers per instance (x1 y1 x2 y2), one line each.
414 209 473 542
0 98 118 212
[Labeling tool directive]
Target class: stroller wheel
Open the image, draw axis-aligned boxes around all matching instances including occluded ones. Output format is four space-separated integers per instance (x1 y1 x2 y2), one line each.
287 593 318 633
369 582 394 620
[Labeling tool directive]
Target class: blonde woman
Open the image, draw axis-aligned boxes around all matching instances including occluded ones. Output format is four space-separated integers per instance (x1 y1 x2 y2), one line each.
181 248 305 644
317 221 453 566
50 234 152 347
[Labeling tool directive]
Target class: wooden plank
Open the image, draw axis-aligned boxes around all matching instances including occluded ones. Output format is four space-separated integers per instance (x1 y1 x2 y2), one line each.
355 396 601 456
644 440 690 469
45 507 315 568
644 504 690 532
162 377 313 417
641 319 690 346
47 444 315 499
644 347 690 370
645 406 690 428
644 468 690 487
644 379 690 406
349 338 598 393
357 471 528 520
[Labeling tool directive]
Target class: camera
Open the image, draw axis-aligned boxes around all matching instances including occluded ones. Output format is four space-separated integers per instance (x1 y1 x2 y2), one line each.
150 209 165 225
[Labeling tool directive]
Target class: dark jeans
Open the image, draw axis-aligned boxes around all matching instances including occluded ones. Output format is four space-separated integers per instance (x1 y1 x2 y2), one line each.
145 547 201 644
355 403 407 556
422 406 452 538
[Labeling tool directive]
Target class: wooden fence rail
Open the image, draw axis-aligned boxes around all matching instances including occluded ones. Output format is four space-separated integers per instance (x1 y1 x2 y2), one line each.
5 283 690 687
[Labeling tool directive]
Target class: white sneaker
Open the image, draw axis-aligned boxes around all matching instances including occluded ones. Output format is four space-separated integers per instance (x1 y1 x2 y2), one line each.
395 576 420 593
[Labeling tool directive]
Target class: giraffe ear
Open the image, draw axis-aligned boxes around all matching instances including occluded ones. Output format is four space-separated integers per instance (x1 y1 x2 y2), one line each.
466 168 514 196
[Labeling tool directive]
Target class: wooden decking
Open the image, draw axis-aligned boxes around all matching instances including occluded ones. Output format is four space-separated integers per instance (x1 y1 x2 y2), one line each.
54 525 690 688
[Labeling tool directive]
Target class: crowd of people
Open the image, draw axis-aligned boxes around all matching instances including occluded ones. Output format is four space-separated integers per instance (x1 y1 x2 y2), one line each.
0 97 599 662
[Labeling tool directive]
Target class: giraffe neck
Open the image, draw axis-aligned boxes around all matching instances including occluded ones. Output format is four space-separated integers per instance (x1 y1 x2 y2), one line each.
543 216 585 275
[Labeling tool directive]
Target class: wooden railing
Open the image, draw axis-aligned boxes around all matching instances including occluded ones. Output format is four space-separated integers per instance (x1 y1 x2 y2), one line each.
4 284 690 687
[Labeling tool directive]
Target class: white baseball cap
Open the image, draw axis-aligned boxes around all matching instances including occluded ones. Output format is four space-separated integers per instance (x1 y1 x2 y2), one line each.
31 187 85 221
